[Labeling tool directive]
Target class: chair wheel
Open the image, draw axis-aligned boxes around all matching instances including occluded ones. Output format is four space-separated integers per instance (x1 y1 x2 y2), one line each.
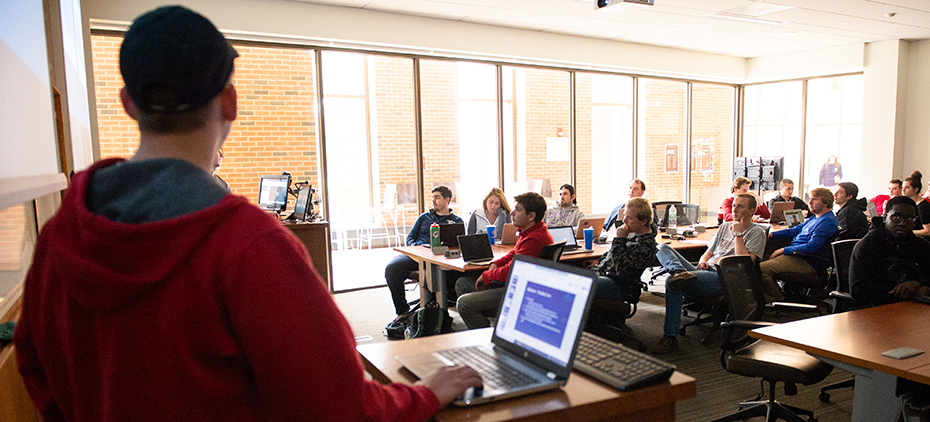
819 391 830 403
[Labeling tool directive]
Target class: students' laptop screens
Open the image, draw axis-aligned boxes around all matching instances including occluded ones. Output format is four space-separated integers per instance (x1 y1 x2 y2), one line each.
499 224 519 245
574 218 605 239
439 223 466 247
769 201 795 224
457 233 495 265
396 255 596 406
783 209 805 228
548 226 588 254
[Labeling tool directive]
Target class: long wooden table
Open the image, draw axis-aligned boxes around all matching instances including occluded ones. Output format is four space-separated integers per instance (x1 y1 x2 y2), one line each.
356 328 696 421
751 301 930 421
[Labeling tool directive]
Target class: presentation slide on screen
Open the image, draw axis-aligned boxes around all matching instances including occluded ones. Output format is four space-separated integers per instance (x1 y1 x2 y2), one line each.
496 263 590 366
259 179 288 206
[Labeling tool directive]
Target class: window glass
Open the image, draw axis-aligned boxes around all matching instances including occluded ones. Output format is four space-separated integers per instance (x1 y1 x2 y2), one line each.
637 78 687 204
804 75 863 190
742 81 804 194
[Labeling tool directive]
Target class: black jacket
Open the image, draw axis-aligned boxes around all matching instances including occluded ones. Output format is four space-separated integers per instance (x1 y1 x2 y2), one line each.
836 197 869 240
849 228 930 305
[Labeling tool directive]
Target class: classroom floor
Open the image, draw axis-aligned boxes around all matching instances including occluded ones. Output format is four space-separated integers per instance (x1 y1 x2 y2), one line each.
332 272 857 422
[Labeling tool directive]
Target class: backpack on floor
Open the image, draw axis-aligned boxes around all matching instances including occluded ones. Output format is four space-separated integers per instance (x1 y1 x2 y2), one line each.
405 301 452 339
385 304 419 340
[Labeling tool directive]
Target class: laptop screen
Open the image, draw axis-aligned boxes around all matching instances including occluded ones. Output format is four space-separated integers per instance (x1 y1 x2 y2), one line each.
493 257 594 368
547 226 577 247
457 233 493 262
439 223 466 247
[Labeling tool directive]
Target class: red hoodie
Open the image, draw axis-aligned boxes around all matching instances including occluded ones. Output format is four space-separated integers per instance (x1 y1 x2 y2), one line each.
14 158 440 422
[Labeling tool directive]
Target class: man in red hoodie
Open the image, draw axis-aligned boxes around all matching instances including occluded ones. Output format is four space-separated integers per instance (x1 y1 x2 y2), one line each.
455 192 554 329
13 6 480 422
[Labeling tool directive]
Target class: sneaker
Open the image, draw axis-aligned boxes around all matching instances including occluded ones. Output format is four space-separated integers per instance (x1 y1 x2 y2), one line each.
667 271 697 291
653 336 678 355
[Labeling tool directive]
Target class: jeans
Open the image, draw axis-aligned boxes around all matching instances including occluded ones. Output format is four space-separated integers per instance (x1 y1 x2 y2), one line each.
385 254 418 315
455 276 505 329
656 244 723 337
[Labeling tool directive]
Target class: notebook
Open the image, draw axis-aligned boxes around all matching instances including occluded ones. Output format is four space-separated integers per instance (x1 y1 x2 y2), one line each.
439 223 466 247
499 223 519 245
768 201 795 224
457 233 495 265
574 218 605 239
396 255 597 406
548 226 590 255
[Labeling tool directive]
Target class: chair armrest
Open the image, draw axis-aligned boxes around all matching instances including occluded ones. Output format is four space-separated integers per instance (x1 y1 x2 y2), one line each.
829 291 854 301
721 320 776 331
770 301 819 311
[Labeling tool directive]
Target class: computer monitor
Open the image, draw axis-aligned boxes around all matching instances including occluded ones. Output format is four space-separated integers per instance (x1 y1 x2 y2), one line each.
291 184 312 221
257 174 291 212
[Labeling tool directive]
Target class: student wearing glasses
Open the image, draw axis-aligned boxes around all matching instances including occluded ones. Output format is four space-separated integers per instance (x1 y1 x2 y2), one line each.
849 195 930 305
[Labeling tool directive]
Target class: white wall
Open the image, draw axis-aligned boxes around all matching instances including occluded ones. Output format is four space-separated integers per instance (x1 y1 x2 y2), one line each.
745 44 865 84
903 39 930 190
82 0 746 83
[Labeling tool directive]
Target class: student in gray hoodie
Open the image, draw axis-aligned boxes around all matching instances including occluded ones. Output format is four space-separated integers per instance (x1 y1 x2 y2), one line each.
544 184 585 227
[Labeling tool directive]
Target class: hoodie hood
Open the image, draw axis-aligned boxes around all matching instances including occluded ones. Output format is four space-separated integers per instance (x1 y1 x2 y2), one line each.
47 158 256 314
850 196 868 212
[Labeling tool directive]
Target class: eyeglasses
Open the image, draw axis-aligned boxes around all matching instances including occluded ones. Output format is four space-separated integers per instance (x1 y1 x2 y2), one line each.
887 213 918 225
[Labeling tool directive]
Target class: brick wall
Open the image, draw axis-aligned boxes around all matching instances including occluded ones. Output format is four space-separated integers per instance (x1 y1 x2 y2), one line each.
640 79 687 203
92 35 319 211
690 83 735 215
0 205 26 271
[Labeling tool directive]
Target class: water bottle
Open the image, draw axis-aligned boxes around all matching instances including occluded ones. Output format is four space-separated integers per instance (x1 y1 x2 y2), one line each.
430 222 440 248
668 205 678 228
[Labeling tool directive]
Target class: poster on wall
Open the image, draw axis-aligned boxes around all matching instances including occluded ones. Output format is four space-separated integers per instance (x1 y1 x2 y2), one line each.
691 140 715 182
547 137 569 162
665 144 678 173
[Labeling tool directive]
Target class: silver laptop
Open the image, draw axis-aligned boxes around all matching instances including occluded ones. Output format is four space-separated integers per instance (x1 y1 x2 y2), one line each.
548 226 590 255
784 209 805 228
769 201 795 224
457 233 495 266
396 255 596 406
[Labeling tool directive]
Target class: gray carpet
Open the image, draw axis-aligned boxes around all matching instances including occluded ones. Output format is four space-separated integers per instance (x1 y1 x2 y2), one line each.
333 281 856 422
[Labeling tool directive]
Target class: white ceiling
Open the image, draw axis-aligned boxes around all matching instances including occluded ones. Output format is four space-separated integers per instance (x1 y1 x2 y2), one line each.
287 0 930 58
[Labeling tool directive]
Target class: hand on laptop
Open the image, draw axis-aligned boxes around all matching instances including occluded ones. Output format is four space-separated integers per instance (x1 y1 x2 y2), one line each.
416 365 483 407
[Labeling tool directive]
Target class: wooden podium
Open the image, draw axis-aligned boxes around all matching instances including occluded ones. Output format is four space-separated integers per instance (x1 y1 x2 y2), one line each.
283 221 333 292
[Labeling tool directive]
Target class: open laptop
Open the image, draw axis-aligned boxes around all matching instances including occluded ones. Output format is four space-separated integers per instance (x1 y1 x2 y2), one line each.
499 223 519 245
439 223 466 247
457 233 495 265
768 201 795 224
396 255 596 406
783 209 805 228
548 226 591 255
574 218 605 239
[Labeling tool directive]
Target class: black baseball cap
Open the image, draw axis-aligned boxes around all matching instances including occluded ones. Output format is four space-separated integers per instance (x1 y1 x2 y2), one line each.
120 6 239 113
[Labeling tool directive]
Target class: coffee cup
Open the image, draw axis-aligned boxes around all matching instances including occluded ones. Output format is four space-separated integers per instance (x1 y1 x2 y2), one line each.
486 225 496 244
583 227 594 250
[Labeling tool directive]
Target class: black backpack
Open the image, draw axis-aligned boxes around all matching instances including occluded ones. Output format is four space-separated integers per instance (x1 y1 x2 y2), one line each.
405 301 453 339
385 305 419 340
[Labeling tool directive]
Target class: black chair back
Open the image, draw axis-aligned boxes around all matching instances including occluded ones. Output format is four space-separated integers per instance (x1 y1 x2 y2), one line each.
831 239 859 293
716 255 765 348
652 201 682 226
540 240 566 262
660 204 700 227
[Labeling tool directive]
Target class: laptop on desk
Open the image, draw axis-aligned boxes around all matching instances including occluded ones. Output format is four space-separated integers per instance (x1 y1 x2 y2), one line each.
768 201 795 225
575 218 605 239
457 233 496 266
548 226 591 255
499 223 519 245
439 223 466 247
396 255 597 406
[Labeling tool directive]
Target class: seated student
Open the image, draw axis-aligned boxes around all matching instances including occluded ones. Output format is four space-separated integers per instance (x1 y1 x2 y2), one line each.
721 177 770 222
834 182 869 240
903 171 930 237
653 193 766 354
543 184 585 228
871 178 902 216
766 179 809 215
211 148 231 192
589 197 657 302
455 192 553 329
604 179 659 233
13 7 482 421
849 196 930 305
761 187 838 303
385 185 463 316
466 187 512 236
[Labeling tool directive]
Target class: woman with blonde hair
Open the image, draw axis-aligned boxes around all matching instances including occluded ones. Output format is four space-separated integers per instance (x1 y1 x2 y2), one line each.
466 187 512 236
720 176 770 222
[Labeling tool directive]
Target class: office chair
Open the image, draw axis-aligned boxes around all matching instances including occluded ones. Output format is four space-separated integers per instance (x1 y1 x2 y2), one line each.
660 203 700 227
540 241 566 262
586 268 649 352
712 255 833 422
775 231 839 307
818 238 863 403
652 201 682 227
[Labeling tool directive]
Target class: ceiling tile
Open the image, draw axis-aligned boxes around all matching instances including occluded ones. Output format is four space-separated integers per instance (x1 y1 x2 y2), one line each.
464 7 578 28
365 0 488 19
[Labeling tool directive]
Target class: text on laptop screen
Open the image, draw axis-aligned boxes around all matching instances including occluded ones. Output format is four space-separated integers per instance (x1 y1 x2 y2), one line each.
494 259 592 367
547 226 577 246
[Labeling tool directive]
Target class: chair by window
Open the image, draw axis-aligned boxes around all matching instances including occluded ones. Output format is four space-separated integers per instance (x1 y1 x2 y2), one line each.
659 203 699 227
540 241 566 262
652 201 682 227
712 255 832 422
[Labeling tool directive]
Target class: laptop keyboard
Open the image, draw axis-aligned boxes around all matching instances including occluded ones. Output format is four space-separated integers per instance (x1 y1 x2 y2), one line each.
574 332 676 391
438 346 538 390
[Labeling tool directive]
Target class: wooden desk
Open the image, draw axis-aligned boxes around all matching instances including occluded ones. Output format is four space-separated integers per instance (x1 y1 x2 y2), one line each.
356 328 696 421
394 244 610 308
283 221 333 292
751 301 930 421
